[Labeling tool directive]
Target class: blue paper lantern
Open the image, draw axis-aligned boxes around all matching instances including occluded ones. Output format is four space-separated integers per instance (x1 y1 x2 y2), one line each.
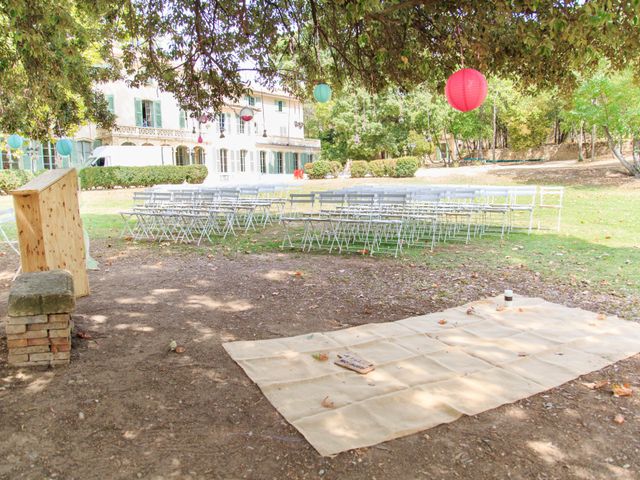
56 139 73 157
313 83 332 103
7 134 23 150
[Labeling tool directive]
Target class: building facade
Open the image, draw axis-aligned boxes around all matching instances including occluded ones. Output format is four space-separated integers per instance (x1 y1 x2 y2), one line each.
1 81 321 177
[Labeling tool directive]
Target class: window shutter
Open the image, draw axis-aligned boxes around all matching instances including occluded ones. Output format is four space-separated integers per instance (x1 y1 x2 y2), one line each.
268 152 275 173
179 110 186 129
134 98 143 127
213 149 219 172
107 95 115 114
153 100 162 128
249 151 254 172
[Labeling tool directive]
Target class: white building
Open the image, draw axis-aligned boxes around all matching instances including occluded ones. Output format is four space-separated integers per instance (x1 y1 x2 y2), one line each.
73 80 321 178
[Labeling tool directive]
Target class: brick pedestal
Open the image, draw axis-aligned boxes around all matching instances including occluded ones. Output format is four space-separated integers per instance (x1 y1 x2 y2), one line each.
5 270 75 367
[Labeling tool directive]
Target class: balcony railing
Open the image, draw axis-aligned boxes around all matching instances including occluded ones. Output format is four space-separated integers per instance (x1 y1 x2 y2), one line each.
255 135 321 149
100 125 194 140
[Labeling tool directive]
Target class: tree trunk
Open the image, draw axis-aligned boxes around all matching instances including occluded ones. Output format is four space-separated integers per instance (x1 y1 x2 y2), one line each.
577 121 584 162
604 127 640 176
492 99 497 162
590 125 596 162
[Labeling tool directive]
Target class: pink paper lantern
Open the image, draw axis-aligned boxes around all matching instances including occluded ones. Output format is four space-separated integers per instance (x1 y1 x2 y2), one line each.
445 68 488 112
239 107 254 122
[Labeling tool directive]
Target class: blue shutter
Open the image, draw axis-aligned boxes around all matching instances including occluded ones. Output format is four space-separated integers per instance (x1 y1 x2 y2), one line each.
153 100 162 128
134 98 143 127
179 110 186 129
106 95 115 114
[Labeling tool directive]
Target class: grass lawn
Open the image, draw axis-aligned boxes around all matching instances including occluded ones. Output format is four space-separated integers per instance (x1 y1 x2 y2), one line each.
1 170 638 297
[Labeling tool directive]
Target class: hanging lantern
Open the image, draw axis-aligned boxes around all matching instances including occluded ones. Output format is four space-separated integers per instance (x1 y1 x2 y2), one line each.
199 114 208 124
55 138 73 156
313 83 332 103
239 107 254 122
7 134 23 150
445 68 488 112
197 134 203 144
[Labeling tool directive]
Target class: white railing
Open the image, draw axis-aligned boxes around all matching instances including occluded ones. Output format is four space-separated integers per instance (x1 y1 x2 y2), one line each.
256 136 321 149
102 126 194 140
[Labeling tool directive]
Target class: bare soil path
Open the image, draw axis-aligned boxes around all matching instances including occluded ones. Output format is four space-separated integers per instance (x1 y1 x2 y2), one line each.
1 242 638 480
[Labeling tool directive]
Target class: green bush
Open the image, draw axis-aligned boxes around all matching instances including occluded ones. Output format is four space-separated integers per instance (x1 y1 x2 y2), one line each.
329 161 342 176
369 160 387 177
384 159 397 176
0 169 37 194
392 157 420 177
79 165 208 189
350 160 370 178
306 160 333 179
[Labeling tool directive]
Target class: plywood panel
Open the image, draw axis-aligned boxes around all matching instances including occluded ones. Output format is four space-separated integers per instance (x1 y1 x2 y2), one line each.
11 169 89 297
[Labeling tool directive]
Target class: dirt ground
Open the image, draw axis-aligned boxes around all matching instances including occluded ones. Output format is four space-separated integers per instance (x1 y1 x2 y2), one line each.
0 240 639 480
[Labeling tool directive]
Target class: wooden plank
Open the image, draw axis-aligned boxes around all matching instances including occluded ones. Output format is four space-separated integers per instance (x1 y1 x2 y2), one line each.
10 169 89 297
11 168 72 196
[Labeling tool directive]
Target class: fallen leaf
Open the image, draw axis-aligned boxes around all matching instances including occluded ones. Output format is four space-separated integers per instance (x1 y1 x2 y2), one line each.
175 346 186 354
76 331 93 340
466 307 475 315
312 353 329 362
293 271 303 277
168 340 177 352
582 380 610 390
597 313 606 321
496 305 505 312
438 319 447 325
517 352 527 357
612 383 633 397
518 307 525 313
613 414 625 424
321 396 335 409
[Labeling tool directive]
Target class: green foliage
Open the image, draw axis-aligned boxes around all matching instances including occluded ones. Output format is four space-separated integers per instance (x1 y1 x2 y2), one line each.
328 161 342 176
305 160 333 180
78 165 207 189
392 157 420 177
369 160 387 177
0 169 36 194
350 160 369 178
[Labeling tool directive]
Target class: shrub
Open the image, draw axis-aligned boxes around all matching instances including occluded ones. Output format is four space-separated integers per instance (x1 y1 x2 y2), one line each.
329 161 342 176
306 160 332 179
392 157 420 178
303 162 315 176
78 165 208 189
350 160 370 178
0 169 37 194
383 159 397 176
369 160 387 177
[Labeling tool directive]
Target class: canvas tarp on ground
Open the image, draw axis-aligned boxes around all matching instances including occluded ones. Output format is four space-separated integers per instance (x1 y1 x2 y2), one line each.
224 295 640 456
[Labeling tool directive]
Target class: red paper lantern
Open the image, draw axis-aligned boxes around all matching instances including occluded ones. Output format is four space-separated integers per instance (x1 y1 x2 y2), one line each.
445 68 488 112
239 107 254 122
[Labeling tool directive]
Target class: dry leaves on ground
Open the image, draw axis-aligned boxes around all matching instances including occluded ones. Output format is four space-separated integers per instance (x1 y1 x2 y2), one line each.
611 384 633 397
321 396 335 409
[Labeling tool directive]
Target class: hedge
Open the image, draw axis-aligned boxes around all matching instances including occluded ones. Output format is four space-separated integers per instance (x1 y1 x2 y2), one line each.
0 169 37 194
350 160 370 178
392 157 420 177
79 165 208 189
305 160 334 179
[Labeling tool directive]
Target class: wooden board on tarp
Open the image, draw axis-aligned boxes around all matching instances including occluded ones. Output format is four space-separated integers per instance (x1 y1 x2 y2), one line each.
11 168 89 297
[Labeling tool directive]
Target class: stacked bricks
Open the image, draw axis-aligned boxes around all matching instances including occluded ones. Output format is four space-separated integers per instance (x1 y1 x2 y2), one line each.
5 270 75 367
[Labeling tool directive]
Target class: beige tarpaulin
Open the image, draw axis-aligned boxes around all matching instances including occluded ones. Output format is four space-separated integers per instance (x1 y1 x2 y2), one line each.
223 295 640 456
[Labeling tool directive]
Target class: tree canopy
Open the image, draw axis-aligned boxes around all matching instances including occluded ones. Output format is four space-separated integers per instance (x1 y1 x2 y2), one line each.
3 0 640 139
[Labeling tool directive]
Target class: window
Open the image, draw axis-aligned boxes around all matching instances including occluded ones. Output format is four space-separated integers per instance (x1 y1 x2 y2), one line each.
77 140 92 165
42 142 55 170
219 149 228 172
142 100 154 127
218 113 226 133
260 151 267 174
106 95 115 114
276 100 285 112
135 98 162 127
179 110 188 129
237 115 245 134
193 147 205 165
246 95 255 107
275 152 284 173
293 153 300 170
280 126 287 136
309 154 314 163
239 150 247 172
175 146 189 166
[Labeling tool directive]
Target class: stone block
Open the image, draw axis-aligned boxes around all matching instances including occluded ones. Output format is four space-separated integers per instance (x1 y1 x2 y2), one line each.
49 337 70 346
7 353 29 364
52 352 70 360
51 343 71 352
29 352 54 362
7 314 48 326
48 313 70 323
10 345 50 355
48 328 70 339
8 270 75 317
27 338 50 346
7 339 28 349
5 324 27 334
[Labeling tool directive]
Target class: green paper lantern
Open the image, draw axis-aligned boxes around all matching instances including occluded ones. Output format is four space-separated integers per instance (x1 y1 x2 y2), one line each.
7 134 23 149
56 138 73 156
313 83 332 103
